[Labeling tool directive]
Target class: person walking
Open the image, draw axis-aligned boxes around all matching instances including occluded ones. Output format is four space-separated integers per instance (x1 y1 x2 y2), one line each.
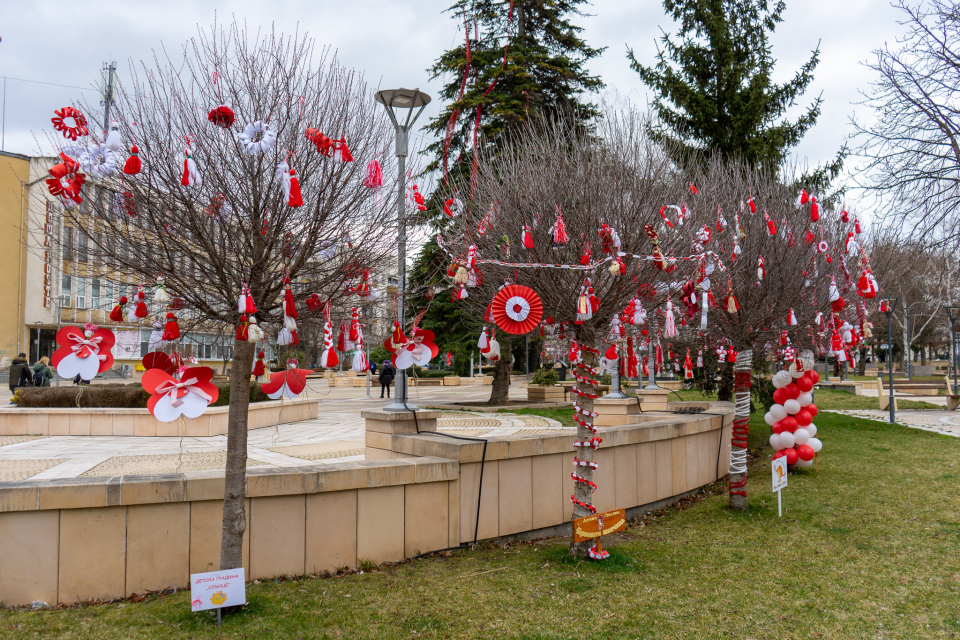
32 357 53 387
378 359 394 398
369 360 377 376
8 353 30 396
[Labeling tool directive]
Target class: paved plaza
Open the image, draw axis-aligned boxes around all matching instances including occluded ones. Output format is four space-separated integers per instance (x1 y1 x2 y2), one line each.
0 378 569 481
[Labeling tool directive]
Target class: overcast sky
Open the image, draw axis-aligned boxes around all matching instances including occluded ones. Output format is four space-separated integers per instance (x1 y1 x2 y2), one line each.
2 0 905 186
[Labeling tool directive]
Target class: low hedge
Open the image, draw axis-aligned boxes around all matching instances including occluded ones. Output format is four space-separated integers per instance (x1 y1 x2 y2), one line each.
13 383 270 409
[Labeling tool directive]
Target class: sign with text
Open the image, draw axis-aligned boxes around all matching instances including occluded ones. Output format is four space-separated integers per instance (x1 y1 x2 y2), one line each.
573 508 626 543
190 568 245 612
772 457 788 493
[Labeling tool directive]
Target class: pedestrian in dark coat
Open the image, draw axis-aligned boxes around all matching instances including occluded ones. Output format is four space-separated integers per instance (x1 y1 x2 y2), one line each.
8 354 30 395
378 360 394 398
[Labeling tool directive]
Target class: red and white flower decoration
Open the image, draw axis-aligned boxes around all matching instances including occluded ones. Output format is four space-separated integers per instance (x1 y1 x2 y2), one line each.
51 324 115 381
142 366 219 422
490 284 543 335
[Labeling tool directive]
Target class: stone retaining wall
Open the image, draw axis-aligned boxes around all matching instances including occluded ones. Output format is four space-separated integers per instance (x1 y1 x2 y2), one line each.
0 401 732 606
0 398 318 438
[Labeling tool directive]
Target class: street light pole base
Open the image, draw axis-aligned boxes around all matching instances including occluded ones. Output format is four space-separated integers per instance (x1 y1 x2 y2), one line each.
382 401 419 412
605 391 629 399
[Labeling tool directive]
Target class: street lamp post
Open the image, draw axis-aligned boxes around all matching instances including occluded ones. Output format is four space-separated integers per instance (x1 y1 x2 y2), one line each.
607 337 628 399
884 297 899 424
375 88 431 412
947 306 960 395
34 321 42 363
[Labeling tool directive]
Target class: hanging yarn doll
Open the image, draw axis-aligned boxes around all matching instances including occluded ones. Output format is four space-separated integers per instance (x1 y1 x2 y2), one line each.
319 304 338 368
252 351 267 378
829 277 845 313
549 206 569 247
522 225 534 249
134 287 149 319
278 277 299 346
236 314 249 341
153 275 170 308
161 312 180 341
181 143 201 187
858 268 879 298
788 309 798 325
247 316 264 343
109 295 128 322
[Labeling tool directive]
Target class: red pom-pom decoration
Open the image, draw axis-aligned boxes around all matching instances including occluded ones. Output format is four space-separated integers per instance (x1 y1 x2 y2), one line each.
207 105 235 129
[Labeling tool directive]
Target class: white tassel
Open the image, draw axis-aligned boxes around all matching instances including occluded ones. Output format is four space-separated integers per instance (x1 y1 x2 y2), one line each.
664 301 677 338
284 315 298 331
105 121 122 152
278 328 294 346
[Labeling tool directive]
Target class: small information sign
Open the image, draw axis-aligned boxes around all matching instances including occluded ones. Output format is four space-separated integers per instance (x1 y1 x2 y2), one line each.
191 568 245 613
772 457 788 517
572 508 626 543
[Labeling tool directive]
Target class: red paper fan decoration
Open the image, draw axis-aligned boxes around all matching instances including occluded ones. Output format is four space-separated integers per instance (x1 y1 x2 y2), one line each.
491 285 543 335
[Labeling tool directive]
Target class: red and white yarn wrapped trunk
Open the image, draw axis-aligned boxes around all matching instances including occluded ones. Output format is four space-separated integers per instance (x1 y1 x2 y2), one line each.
569 339 605 558
728 349 753 510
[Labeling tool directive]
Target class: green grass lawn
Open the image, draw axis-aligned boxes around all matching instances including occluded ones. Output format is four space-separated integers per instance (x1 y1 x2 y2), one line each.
499 405 576 426
4 413 958 638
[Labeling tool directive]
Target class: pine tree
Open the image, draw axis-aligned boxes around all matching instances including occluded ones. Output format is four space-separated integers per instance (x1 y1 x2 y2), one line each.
424 0 605 184
628 0 826 168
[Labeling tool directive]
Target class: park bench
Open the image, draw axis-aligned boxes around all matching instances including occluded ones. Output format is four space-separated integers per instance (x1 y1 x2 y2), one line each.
874 376 960 410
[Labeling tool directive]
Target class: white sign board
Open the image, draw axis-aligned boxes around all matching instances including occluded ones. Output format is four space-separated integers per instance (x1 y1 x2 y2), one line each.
190 568 245 612
772 457 788 492
114 330 141 360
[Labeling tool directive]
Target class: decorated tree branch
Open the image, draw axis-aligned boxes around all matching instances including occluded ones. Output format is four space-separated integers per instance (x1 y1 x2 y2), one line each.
39 21 397 570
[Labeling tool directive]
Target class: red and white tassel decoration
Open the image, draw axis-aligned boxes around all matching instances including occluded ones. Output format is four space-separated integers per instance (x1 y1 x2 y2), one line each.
181 146 200 187
522 225 534 249
238 283 257 315
664 300 677 337
788 309 798 325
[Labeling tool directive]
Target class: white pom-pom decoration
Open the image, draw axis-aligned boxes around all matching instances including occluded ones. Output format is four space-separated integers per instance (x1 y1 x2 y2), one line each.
770 404 787 421
808 437 823 453
794 428 810 445
772 371 793 388
779 431 796 448
783 398 801 415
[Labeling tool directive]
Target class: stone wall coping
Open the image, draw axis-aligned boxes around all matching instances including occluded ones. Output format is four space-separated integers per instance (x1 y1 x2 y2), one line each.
0 455 458 513
360 410 442 421
382 403 733 463
1 396 318 415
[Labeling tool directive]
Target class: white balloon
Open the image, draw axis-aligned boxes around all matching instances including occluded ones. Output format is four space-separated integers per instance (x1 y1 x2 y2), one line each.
797 458 814 468
794 428 810 445
784 398 802 415
770 404 787 421
769 434 782 450
808 437 823 453
807 424 817 437
764 412 775 426
779 432 796 449
797 392 812 407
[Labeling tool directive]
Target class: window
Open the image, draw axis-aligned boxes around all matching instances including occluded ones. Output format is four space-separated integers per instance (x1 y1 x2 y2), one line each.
63 227 74 261
140 341 149 357
104 281 113 306
77 230 88 263
202 344 212 359
91 279 101 310
61 275 72 308
76 277 87 309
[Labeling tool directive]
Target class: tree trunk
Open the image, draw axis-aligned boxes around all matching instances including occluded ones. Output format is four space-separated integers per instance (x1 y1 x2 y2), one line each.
220 339 255 570
920 345 927 366
488 351 512 405
857 347 867 376
728 349 753 510
717 362 733 402
569 332 599 558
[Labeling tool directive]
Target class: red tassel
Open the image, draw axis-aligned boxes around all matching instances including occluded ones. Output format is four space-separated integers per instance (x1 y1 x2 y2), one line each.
181 158 190 186
162 312 181 341
291 330 299 346
236 315 249 341
252 360 265 377
748 197 756 213
109 297 127 322
288 169 303 207
123 146 141 175
804 230 815 244
334 138 353 162
245 295 257 314
810 197 820 222
135 301 148 319
766 219 776 236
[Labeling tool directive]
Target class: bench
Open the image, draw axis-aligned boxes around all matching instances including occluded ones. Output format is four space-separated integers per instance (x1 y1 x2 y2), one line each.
946 374 960 411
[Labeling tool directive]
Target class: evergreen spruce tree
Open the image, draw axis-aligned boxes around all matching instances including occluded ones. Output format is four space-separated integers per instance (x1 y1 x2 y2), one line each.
628 0 831 169
408 0 606 374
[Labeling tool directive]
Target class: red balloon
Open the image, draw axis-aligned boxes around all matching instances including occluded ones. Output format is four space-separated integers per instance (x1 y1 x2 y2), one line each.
780 416 798 432
785 448 799 465
773 388 787 405
795 410 812 426
807 403 818 418
796 376 813 392
773 450 786 460
808 370 820 384
772 422 783 435
797 444 815 461
785 383 800 400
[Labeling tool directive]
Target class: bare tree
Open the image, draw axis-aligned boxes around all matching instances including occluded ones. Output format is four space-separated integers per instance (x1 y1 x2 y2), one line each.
41 21 396 570
852 0 960 248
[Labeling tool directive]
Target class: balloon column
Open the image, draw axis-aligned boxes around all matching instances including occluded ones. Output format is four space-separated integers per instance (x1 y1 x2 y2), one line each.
764 359 824 468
